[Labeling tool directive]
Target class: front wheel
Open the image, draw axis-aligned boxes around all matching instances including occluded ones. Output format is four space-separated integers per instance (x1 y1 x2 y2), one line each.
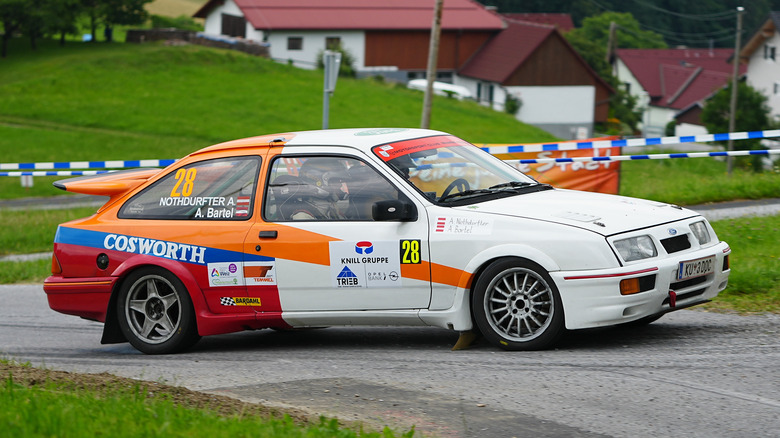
472 259 565 350
117 267 200 354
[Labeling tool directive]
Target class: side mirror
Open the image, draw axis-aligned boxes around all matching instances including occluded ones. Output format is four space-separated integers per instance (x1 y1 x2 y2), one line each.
372 200 417 222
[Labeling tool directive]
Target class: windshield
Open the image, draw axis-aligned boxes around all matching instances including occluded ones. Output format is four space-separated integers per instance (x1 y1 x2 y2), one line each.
372 135 546 205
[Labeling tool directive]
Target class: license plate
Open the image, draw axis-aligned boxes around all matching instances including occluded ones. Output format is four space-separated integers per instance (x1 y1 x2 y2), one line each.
677 255 716 281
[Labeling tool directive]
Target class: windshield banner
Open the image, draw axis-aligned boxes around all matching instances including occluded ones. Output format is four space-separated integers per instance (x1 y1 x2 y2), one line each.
483 137 622 194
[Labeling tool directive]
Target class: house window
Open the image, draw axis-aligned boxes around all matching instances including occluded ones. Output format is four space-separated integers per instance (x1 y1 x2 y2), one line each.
325 37 341 50
288 37 303 51
622 82 631 94
221 14 246 38
774 82 780 95
764 44 776 61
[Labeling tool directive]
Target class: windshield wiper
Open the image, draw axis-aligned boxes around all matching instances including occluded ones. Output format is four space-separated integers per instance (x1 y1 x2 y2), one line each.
438 189 495 203
488 181 535 190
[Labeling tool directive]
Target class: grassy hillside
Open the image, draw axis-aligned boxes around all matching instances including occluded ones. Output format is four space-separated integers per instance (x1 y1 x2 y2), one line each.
0 39 558 198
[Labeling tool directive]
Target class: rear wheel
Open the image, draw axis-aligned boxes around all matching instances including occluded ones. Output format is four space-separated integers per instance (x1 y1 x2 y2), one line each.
472 259 565 350
117 267 200 354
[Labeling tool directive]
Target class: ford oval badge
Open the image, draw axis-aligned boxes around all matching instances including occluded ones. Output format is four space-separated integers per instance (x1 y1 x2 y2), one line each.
668 228 678 236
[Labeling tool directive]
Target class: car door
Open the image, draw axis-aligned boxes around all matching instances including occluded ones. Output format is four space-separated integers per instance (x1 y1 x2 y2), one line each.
116 154 263 314
244 150 431 312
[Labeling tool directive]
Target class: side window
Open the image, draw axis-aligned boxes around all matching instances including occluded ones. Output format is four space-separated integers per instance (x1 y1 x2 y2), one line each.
119 156 260 220
288 37 303 51
264 156 400 221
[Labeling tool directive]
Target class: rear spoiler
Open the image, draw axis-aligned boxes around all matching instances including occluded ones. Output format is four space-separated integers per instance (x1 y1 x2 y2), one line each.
53 168 162 207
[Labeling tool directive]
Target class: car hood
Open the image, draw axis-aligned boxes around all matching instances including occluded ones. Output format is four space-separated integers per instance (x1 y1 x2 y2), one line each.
460 188 700 236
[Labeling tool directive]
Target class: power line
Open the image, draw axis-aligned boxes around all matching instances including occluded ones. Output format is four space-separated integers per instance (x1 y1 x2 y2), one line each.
627 0 736 21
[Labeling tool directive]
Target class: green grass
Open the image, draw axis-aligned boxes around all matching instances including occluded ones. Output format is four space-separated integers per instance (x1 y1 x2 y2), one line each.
0 259 52 284
1 373 406 438
0 39 555 199
0 207 97 256
619 150 779 206
705 214 780 313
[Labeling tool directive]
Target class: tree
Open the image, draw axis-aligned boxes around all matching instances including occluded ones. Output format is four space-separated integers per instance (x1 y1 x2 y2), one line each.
701 81 773 172
566 12 667 79
81 0 150 43
563 12 665 134
102 0 151 42
0 0 26 57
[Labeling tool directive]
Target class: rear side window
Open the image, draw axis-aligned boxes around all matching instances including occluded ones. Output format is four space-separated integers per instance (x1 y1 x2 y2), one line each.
119 156 260 220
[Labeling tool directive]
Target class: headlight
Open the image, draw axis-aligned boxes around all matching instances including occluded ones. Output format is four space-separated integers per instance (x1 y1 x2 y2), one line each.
614 235 657 262
690 221 711 245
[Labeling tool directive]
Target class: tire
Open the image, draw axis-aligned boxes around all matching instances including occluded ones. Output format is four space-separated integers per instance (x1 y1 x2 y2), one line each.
116 267 200 354
472 258 565 350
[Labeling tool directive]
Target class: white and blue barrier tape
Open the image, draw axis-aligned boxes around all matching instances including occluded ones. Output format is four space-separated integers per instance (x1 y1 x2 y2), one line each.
505 149 780 165
2 130 779 177
479 129 780 154
0 170 111 177
0 159 176 171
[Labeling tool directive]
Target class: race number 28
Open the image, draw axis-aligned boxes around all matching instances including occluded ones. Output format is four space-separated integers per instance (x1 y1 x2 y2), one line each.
171 168 197 197
400 240 421 264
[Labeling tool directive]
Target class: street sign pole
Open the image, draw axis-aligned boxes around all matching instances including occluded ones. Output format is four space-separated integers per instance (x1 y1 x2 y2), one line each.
322 50 342 129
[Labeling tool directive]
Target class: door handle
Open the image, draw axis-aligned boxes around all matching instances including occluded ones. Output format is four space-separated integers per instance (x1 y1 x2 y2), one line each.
259 230 278 239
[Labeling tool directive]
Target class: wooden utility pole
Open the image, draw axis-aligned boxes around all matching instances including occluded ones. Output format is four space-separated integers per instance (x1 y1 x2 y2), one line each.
727 6 744 175
605 21 617 66
421 0 443 129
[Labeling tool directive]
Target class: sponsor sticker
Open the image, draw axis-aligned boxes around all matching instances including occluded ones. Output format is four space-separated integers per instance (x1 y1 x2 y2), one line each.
220 297 261 306
329 241 402 288
433 216 494 235
244 261 277 285
208 262 244 287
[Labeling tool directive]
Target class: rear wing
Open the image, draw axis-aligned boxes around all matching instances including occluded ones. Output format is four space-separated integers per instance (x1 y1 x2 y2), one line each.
53 168 162 208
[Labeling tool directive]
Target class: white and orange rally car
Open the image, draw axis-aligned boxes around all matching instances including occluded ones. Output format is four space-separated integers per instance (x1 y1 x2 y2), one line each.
44 128 731 354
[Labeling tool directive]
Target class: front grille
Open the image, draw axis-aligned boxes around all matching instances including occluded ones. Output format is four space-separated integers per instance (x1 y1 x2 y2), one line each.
661 235 691 254
670 275 707 291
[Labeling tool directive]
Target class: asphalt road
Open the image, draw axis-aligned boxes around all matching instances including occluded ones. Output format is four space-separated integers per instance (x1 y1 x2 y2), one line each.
2 284 778 438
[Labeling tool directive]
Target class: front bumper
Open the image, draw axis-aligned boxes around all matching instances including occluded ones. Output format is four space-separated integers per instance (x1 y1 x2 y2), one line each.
552 241 730 330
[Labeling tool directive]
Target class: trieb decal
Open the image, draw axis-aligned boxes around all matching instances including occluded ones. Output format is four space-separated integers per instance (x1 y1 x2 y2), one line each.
434 216 494 235
220 297 261 306
330 241 402 288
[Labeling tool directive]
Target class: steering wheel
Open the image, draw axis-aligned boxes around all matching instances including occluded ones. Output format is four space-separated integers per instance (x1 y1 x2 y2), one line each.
440 178 470 200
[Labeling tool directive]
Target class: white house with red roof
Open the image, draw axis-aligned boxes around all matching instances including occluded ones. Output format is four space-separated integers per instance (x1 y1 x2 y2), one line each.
455 18 612 139
614 48 745 137
194 0 505 81
739 12 780 120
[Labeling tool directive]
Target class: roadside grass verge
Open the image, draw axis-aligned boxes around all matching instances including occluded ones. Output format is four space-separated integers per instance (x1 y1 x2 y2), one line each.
1 361 408 438
0 207 97 256
702 214 780 313
619 150 779 206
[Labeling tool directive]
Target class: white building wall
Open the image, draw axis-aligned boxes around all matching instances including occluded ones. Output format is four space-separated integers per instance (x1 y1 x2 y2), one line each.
265 31 365 70
614 58 644 100
455 76 596 139
201 1 366 71
615 57 669 137
508 86 594 124
643 106 675 137
675 122 708 137
745 32 780 119
202 0 243 36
